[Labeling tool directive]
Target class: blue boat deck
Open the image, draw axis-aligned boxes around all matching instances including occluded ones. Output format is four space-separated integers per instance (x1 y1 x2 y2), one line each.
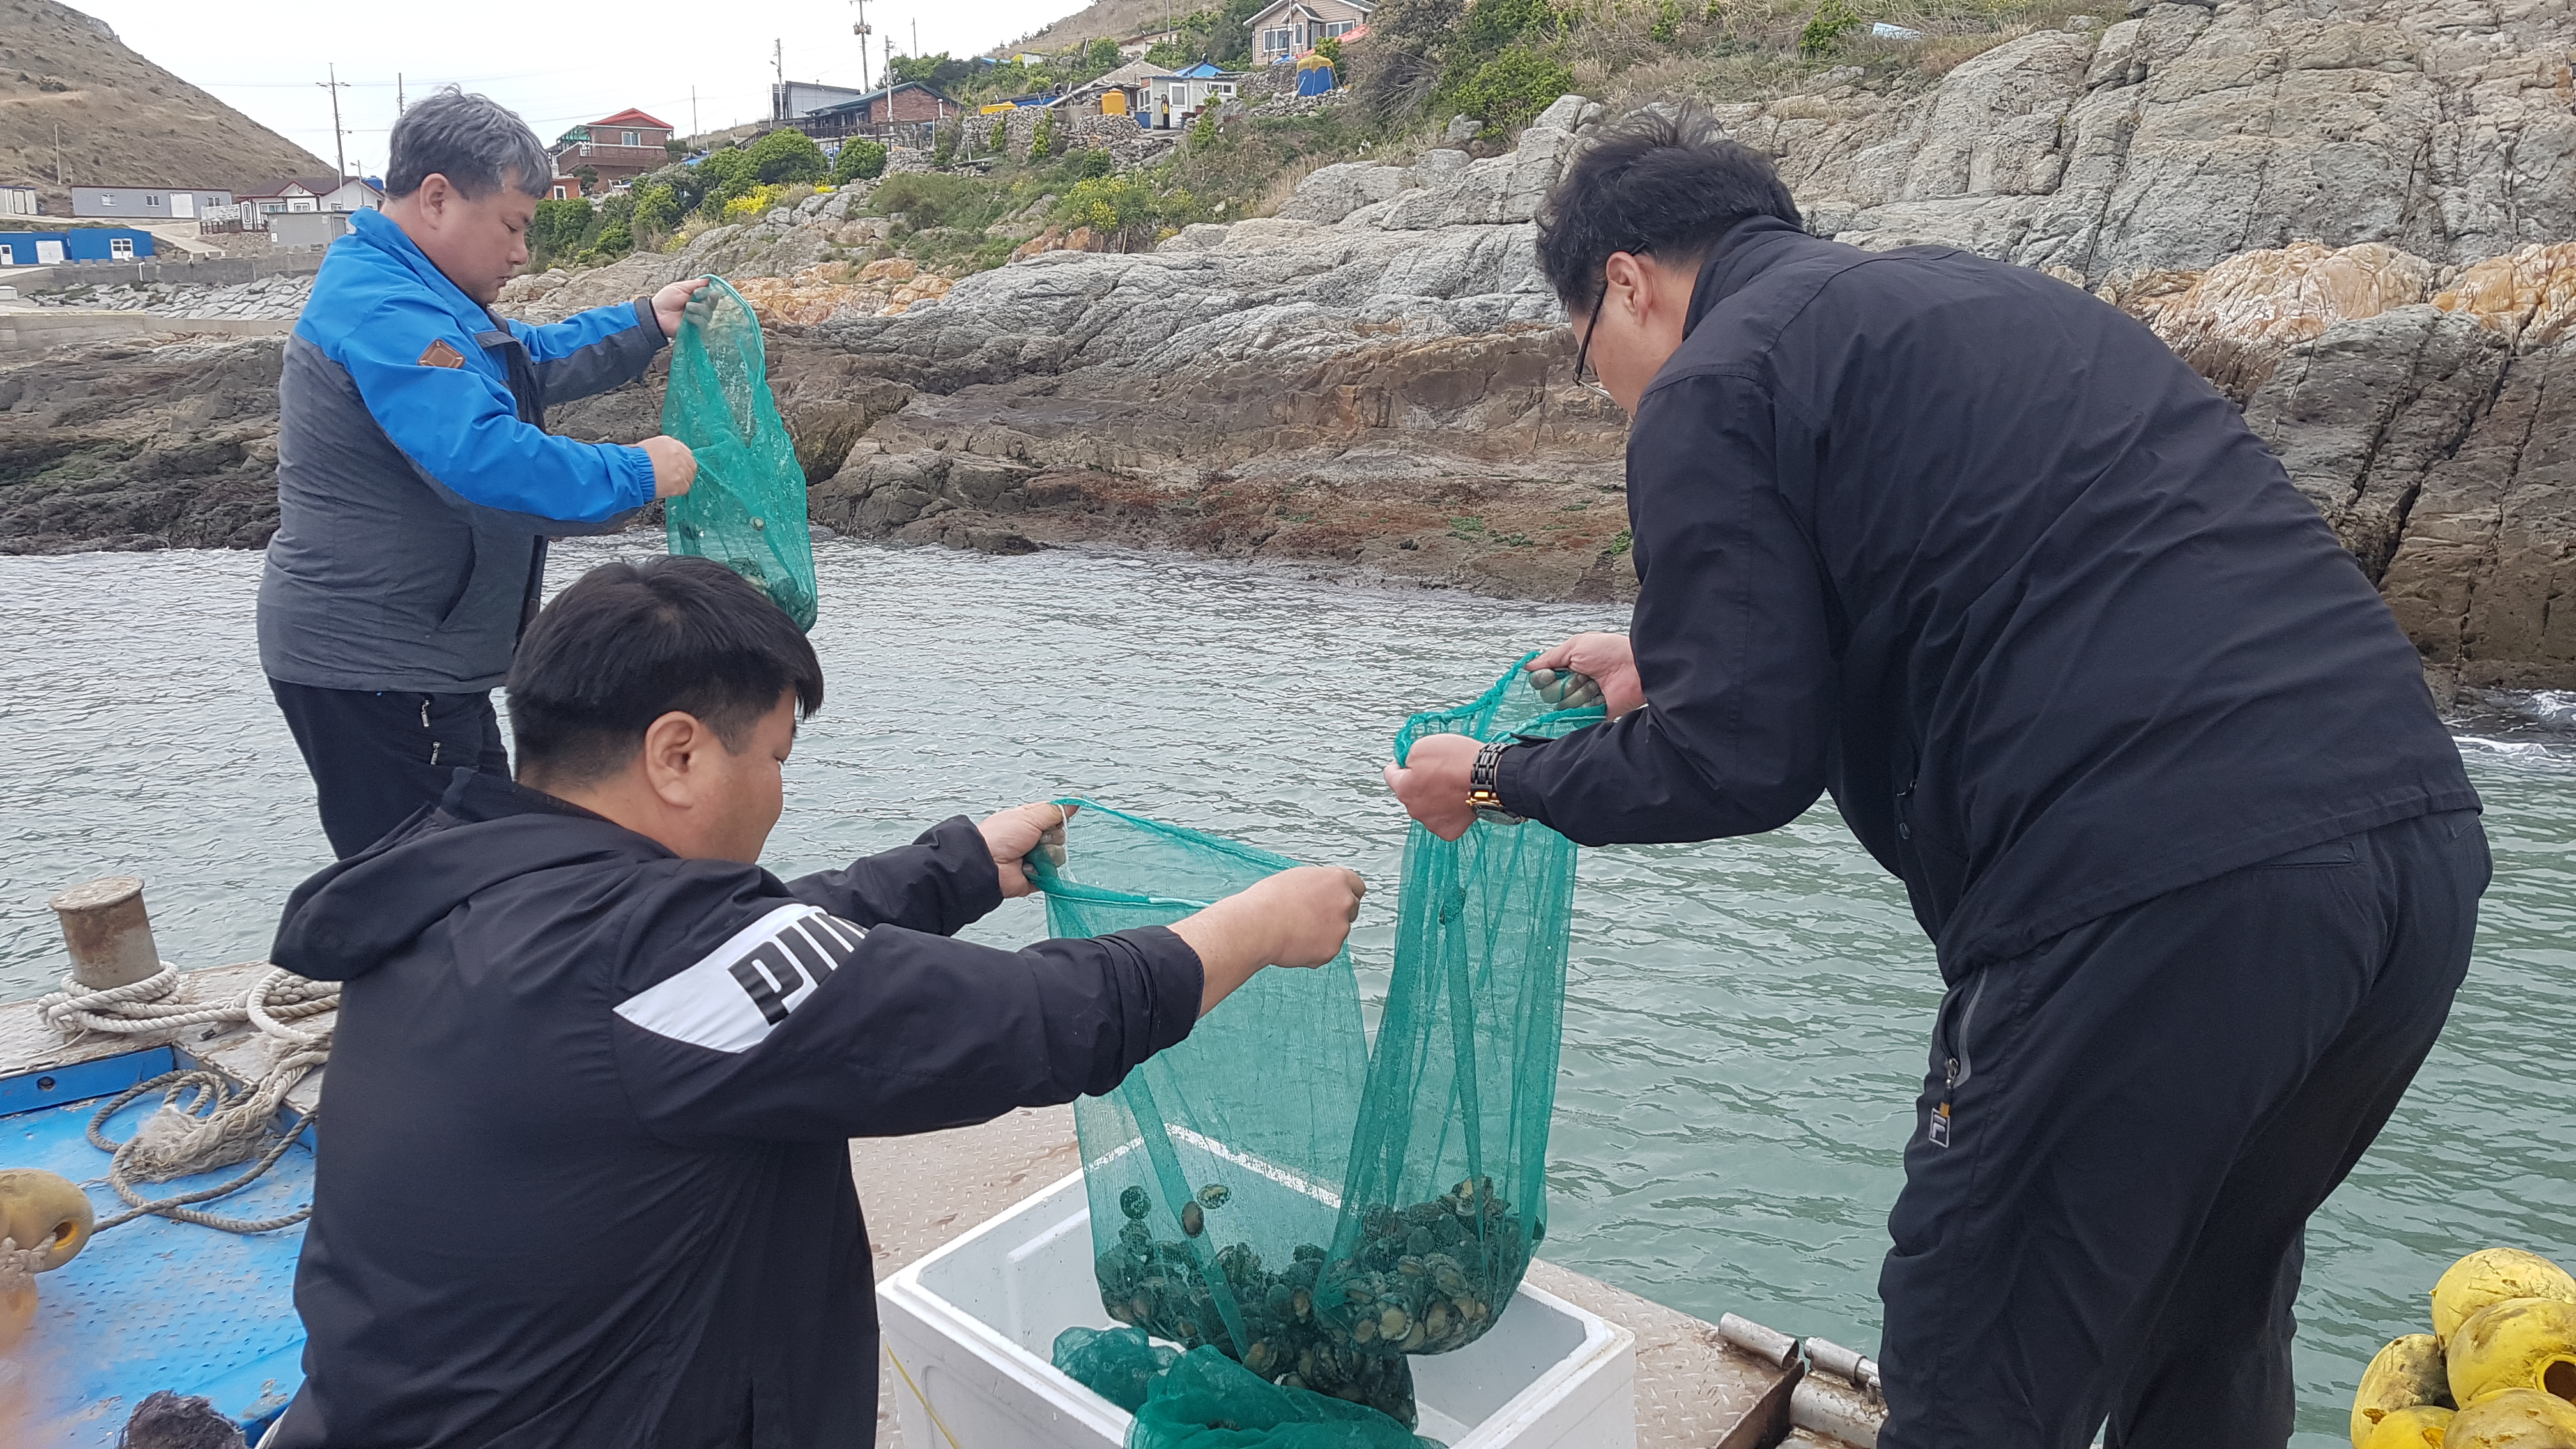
3 964 1828 1448
3 1045 311 1445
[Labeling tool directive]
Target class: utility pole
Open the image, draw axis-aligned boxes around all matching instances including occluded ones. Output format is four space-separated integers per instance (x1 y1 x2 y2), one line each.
911 17 919 56
54 121 65 188
852 0 872 93
317 63 350 179
397 73 406 113
691 87 699 139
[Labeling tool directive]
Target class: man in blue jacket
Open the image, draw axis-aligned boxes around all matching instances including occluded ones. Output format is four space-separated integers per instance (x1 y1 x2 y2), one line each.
259 86 710 857
1386 111 2487 1446
267 554 1366 1446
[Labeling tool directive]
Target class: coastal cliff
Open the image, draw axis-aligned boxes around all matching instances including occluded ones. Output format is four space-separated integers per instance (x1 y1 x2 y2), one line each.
4 0 2573 684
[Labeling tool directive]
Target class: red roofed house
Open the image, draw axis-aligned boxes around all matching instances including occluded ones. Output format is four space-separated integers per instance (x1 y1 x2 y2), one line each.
549 109 676 186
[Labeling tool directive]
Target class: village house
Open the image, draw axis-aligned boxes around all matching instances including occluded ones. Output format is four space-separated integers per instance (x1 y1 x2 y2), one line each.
1117 28 1179 57
1061 57 1163 119
238 177 385 218
70 186 234 220
1245 0 1370 65
772 80 875 123
789 81 959 142
0 228 155 266
549 109 675 186
1142 65 1241 128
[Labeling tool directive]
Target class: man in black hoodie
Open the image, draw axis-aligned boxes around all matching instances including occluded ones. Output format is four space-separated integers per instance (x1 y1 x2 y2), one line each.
1386 111 2487 1446
268 554 1365 1448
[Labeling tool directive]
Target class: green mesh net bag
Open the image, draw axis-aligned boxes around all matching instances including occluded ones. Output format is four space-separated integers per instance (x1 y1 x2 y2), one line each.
1316 657 1597 1363
660 276 818 630
1129 1347 1441 1449
1034 804 1416 1425
1037 660 1599 1437
1054 1326 1181 1413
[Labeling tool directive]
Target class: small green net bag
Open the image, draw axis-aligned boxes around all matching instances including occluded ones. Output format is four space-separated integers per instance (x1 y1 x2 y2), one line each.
1315 657 1597 1362
1036 804 1417 1425
1129 1348 1441 1449
660 275 818 630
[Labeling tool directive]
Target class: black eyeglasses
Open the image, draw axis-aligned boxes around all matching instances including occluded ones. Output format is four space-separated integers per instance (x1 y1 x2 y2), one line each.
1570 303 1613 405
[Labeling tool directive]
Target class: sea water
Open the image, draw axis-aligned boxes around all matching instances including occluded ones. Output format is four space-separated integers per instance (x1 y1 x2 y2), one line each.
3 539 2570 1445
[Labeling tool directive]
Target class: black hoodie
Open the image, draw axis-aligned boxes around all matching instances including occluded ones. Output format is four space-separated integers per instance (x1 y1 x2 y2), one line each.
266 770 1201 1448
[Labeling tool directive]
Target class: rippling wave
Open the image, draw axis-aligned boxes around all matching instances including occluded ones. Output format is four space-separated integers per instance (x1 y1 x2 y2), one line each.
2 540 2566 1442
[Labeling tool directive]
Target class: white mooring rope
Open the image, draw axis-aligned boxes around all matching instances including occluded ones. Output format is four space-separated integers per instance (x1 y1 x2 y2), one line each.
39 965 338 1234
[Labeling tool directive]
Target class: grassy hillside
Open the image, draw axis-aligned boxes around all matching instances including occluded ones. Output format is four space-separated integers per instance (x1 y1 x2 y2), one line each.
0 0 332 208
986 0 1184 57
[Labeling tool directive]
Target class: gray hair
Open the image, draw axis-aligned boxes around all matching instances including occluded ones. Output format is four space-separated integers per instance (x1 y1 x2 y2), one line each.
386 87 551 200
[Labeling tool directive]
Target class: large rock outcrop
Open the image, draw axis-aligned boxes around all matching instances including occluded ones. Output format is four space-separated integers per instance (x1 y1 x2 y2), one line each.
2248 306 2576 689
790 95 1641 599
1733 0 2576 285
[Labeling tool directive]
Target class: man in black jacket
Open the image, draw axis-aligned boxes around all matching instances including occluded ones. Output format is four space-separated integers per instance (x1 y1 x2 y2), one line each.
268 555 1365 1448
1386 111 2487 1447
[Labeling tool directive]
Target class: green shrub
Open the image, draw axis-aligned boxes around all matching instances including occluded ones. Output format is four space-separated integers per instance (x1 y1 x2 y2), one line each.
1799 0 1863 55
988 116 1009 151
1078 147 1114 179
746 128 829 185
529 197 592 261
691 148 759 217
1315 34 1344 69
1031 109 1058 160
1056 172 1192 249
630 183 682 237
1085 36 1123 72
831 139 888 183
1650 0 1685 43
582 222 633 263
871 171 1002 229
933 123 959 168
1443 43 1575 131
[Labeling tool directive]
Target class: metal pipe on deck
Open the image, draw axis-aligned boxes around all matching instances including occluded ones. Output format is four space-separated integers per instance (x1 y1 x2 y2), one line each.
1717 1312 1800 1368
48 876 162 990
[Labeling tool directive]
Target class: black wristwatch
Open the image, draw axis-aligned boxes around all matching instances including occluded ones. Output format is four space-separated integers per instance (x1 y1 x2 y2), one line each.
1468 740 1524 825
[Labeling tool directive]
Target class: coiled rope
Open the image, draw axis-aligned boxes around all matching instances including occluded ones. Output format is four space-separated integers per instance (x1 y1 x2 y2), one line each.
39 965 337 1234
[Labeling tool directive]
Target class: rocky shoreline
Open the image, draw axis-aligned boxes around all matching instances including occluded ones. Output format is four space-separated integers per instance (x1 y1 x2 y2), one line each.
7 0 2576 682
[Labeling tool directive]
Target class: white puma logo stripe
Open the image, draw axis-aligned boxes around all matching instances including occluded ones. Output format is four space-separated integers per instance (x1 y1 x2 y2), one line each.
615 903 865 1053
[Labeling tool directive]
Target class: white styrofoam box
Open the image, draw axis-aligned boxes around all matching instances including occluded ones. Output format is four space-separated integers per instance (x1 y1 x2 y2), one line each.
878 1167 1637 1448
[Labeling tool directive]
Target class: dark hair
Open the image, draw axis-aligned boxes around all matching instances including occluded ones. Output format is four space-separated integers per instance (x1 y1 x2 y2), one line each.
386 87 552 201
1535 105 1802 313
507 556 824 786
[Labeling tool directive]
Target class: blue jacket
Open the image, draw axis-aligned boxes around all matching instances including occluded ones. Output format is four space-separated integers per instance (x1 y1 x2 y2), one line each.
1499 218 2476 978
258 207 666 693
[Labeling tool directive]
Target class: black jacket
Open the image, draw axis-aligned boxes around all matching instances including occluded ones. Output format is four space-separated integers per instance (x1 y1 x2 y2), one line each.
1501 217 2475 978
266 771 1202 1448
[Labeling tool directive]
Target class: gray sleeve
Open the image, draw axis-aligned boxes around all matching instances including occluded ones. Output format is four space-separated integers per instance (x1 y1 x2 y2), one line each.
535 300 668 406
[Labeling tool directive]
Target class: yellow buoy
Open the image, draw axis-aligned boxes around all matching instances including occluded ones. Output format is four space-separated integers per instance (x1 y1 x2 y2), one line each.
2446 1389 2576 1448
2364 1405 2456 1449
2358 1335 2456 1446
2448 1298 2576 1407
0 1169 95 1272
2436 1251 2576 1344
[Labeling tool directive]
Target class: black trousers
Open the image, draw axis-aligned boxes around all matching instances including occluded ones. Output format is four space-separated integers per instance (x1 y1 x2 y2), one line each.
268 678 512 858
1876 808 2490 1448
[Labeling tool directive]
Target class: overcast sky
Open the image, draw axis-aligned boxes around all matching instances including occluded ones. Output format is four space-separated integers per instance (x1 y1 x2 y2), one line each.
75 0 1094 175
